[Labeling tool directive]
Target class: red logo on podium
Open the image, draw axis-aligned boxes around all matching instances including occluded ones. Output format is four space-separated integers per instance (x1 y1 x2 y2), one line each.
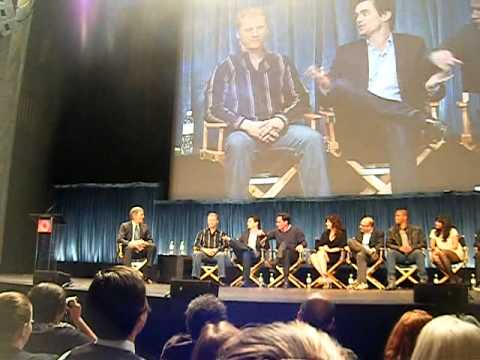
37 219 52 234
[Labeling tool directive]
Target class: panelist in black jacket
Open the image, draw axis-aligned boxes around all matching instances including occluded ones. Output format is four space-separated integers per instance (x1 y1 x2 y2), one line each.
117 206 157 282
230 215 269 287
309 0 447 193
347 216 385 290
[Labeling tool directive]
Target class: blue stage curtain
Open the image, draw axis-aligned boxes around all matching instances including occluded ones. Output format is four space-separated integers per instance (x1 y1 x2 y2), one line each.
175 0 478 147
54 183 480 266
54 183 161 262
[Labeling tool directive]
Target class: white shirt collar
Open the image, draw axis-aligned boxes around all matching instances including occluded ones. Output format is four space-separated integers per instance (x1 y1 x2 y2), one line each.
96 339 136 354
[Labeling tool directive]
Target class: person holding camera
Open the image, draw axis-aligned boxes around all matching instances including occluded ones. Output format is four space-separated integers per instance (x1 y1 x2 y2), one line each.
25 282 96 355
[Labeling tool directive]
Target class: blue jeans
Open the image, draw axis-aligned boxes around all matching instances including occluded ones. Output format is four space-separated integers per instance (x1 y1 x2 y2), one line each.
387 249 427 282
191 251 227 279
225 124 330 199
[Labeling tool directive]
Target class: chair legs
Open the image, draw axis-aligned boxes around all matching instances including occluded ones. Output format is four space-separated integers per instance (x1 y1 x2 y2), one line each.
200 265 220 283
395 265 419 287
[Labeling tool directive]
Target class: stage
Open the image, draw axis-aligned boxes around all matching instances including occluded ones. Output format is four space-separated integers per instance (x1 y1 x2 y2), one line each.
3 273 480 305
1 273 480 360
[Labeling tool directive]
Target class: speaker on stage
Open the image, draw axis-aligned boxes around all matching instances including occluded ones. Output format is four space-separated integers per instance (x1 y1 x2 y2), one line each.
33 270 71 287
414 284 468 308
170 279 219 300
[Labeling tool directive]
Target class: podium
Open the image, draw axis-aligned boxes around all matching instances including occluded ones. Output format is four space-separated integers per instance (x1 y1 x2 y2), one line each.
29 213 71 286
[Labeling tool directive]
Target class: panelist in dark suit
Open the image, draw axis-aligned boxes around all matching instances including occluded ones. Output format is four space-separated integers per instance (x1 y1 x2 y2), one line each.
0 292 56 360
229 215 269 287
347 216 385 290
117 206 157 282
310 0 447 193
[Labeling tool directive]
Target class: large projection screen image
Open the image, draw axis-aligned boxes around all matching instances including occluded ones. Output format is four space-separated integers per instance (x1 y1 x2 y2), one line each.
170 0 480 200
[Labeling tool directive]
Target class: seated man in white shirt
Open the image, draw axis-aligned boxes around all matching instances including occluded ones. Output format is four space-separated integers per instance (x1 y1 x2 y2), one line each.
229 215 269 287
347 216 385 290
59 266 150 360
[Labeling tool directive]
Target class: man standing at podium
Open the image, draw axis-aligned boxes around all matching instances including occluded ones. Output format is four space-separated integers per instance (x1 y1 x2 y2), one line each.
117 206 157 283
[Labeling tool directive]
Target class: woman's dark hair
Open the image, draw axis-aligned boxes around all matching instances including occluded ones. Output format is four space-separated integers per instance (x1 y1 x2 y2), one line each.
434 216 455 241
247 215 261 230
326 214 345 234
0 292 32 346
192 321 239 360
28 282 66 323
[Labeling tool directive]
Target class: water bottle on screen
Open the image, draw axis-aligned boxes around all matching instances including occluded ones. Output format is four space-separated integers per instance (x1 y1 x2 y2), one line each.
433 273 439 284
179 241 186 255
348 274 354 286
471 273 477 289
306 273 312 289
258 273 264 288
168 240 175 255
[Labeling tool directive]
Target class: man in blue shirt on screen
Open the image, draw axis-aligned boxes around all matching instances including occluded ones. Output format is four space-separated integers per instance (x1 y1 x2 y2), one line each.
205 7 330 200
310 0 448 194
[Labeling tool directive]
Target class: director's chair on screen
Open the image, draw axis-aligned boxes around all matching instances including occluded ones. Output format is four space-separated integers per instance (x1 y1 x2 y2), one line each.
346 246 386 290
199 112 337 199
230 248 267 287
310 247 348 289
457 92 478 151
317 101 446 195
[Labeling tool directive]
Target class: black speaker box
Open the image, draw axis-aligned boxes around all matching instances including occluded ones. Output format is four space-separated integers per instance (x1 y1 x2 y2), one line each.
33 270 71 287
170 279 219 300
414 284 468 307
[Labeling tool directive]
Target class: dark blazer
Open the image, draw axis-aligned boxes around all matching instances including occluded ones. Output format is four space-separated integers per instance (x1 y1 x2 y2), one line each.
0 347 56 360
324 33 443 110
387 224 426 251
116 221 154 247
61 343 144 360
353 229 385 250
238 230 270 251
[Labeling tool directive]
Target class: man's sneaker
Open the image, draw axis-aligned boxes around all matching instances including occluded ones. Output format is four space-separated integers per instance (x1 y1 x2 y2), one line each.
353 282 369 290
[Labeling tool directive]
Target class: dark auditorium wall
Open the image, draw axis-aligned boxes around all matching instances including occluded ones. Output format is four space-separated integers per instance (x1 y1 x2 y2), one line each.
1 0 180 272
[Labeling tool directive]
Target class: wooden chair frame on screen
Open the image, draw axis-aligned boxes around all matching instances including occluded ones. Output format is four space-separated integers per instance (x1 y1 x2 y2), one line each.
457 92 478 151
429 235 469 285
346 247 386 290
117 243 148 272
316 101 447 195
199 113 338 199
230 249 267 287
266 247 307 288
310 247 349 289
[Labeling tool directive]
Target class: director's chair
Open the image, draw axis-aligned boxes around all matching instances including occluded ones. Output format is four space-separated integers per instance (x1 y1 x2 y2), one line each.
230 249 267 287
430 235 469 285
200 113 337 199
310 247 349 289
346 247 386 290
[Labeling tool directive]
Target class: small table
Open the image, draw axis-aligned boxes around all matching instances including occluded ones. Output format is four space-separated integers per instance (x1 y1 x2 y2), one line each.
157 255 192 284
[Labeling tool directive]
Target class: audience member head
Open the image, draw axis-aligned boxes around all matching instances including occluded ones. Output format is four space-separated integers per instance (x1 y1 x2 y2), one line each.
28 282 66 324
185 294 227 340
236 7 269 52
394 208 409 227
129 206 145 224
297 295 336 336
192 321 239 360
411 315 480 360
384 309 432 360
0 292 33 351
355 0 395 36
218 321 345 360
325 214 345 234
207 211 220 230
85 266 149 341
247 215 261 230
472 0 480 29
434 215 455 240
275 213 291 231
359 216 375 234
